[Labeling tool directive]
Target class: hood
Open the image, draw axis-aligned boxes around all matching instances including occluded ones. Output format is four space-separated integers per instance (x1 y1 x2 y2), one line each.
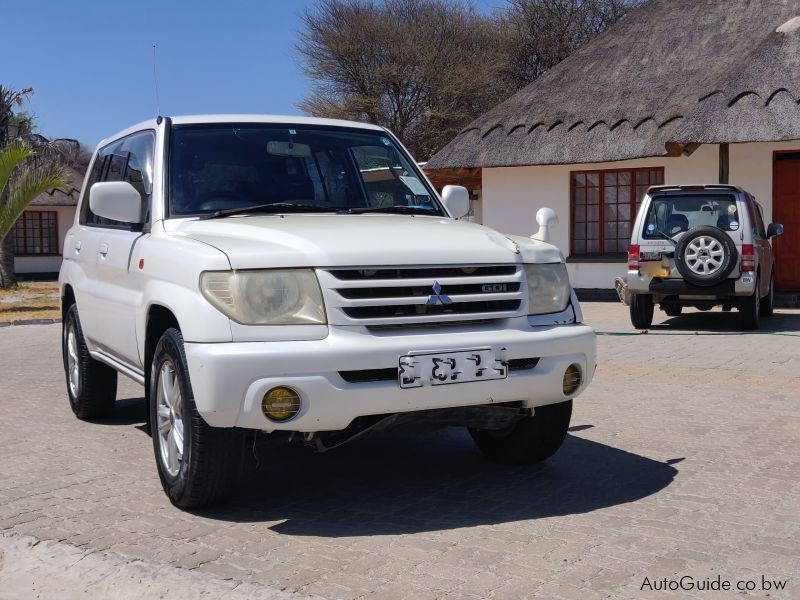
169 214 562 269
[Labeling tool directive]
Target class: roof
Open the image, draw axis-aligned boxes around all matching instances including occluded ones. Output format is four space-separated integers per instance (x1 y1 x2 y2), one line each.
427 0 800 169
100 114 385 147
30 166 84 207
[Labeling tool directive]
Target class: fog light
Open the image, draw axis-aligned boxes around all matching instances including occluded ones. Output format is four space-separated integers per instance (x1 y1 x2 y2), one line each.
261 386 301 422
562 364 582 396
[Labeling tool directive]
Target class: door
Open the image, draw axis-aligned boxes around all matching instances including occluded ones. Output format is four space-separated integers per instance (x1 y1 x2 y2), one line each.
67 150 109 346
773 152 800 291
90 131 155 368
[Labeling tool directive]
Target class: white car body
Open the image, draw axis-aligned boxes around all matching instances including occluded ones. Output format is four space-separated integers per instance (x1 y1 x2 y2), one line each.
60 115 596 433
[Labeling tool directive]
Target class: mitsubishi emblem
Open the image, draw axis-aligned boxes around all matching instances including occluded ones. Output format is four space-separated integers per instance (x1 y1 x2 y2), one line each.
426 281 453 306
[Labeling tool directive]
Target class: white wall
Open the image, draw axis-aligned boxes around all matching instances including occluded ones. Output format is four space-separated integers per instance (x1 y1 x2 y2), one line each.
14 206 76 275
482 141 800 289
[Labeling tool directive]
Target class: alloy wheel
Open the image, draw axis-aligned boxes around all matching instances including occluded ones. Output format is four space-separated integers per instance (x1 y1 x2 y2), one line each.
156 360 185 477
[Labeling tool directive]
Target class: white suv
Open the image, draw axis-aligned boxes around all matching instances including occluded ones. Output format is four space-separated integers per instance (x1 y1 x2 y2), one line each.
60 115 596 508
626 185 783 330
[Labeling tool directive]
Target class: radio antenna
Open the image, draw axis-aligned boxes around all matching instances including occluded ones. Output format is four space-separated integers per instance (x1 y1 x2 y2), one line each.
152 44 161 116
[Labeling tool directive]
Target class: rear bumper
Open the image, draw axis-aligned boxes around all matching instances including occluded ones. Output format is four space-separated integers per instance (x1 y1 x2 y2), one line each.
183 319 597 431
627 271 756 297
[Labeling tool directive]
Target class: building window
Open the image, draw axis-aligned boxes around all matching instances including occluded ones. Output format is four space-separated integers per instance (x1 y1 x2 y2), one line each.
14 211 59 256
571 167 664 255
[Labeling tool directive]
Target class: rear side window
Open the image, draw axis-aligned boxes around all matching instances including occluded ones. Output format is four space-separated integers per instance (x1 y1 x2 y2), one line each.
747 199 767 238
81 131 155 228
643 195 741 239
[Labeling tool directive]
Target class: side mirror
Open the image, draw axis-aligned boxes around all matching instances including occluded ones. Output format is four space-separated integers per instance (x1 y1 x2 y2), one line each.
441 185 470 219
532 207 559 243
767 223 784 238
89 181 144 225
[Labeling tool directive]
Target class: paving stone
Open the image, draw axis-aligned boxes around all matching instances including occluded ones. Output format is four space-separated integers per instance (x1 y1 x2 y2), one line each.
1 305 798 599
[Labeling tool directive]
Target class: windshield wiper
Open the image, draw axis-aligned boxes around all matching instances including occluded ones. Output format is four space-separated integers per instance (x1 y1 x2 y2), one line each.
652 228 679 245
346 205 439 216
200 203 346 220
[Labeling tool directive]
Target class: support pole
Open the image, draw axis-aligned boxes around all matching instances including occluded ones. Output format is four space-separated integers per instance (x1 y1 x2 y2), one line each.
719 143 729 184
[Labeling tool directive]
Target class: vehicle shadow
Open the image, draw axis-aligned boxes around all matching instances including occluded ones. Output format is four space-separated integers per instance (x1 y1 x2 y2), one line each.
197 428 678 536
90 397 146 426
654 309 800 333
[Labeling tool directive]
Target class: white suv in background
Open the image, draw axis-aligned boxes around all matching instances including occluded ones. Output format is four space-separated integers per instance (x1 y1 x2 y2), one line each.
626 185 783 330
60 115 596 508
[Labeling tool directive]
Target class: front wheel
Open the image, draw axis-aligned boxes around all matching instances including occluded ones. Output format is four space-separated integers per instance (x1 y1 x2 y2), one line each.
150 328 244 509
760 271 775 317
469 400 572 465
630 294 654 329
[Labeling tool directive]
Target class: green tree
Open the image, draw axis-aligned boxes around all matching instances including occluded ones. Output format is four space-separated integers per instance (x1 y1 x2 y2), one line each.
0 86 73 289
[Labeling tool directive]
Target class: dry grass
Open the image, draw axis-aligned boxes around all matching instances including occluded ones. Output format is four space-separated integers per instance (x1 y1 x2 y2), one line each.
0 281 60 323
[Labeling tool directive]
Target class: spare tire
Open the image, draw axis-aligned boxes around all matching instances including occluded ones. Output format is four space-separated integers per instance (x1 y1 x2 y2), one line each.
675 226 738 287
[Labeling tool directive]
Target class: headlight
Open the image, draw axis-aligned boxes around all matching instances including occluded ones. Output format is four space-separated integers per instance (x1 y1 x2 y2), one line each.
524 263 571 315
200 269 326 325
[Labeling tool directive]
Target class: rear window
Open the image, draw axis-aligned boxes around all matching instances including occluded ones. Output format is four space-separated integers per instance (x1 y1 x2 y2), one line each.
643 194 741 239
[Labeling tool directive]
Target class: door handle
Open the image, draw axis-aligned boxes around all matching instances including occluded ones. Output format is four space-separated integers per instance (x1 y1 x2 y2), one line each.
74 240 82 254
99 243 109 257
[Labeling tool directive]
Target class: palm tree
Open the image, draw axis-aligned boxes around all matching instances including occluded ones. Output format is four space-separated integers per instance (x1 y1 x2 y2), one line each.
0 142 66 288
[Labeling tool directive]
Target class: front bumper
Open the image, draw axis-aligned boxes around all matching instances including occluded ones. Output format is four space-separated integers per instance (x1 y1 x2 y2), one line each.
184 319 596 431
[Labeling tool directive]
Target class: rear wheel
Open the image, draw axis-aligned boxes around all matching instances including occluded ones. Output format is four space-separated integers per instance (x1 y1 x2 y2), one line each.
469 400 572 465
760 271 775 317
62 304 117 419
739 274 761 330
630 294 654 329
150 327 244 509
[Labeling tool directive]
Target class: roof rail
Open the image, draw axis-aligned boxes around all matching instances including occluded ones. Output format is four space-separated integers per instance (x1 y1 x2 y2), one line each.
648 184 741 193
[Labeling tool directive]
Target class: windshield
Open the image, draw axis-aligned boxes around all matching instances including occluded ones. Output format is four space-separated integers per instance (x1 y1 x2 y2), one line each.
643 194 741 238
167 124 443 217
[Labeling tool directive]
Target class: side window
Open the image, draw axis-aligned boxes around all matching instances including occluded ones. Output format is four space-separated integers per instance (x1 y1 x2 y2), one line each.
81 131 155 228
753 202 767 238
744 197 765 239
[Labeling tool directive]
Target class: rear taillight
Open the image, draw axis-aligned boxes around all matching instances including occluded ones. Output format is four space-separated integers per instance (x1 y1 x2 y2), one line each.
628 244 640 270
741 244 755 272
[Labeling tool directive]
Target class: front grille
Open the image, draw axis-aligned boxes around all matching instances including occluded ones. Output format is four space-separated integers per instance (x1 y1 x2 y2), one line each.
339 368 397 383
318 264 525 326
508 357 540 371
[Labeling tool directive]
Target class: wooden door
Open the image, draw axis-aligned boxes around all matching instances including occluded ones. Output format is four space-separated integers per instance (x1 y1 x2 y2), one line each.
773 152 800 291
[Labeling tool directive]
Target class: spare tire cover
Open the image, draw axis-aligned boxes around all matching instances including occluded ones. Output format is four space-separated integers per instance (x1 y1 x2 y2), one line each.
674 226 738 286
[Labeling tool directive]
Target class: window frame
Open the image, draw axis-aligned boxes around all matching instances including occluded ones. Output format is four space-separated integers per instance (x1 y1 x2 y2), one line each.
79 129 156 230
14 210 60 256
569 166 664 258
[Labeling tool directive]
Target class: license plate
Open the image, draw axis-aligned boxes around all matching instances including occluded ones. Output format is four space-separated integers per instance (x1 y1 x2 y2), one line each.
398 348 507 389
640 251 663 260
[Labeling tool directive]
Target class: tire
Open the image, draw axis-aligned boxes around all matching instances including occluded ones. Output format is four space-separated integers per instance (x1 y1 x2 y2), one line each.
739 274 761 331
760 271 775 318
62 304 117 419
663 305 683 317
630 294 654 329
469 400 572 465
674 226 737 287
150 327 244 509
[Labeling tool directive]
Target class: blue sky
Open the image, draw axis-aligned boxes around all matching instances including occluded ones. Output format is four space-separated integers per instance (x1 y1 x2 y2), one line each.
7 0 500 147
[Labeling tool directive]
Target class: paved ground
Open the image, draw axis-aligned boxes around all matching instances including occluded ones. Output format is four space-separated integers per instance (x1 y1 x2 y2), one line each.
1 303 799 599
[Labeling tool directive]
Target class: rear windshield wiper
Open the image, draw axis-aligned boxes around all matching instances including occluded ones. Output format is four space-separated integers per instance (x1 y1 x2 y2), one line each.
200 203 346 220
647 224 678 245
346 205 440 216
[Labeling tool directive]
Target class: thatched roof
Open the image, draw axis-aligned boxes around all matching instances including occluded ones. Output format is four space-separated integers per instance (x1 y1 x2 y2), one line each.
427 0 800 169
30 166 83 207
